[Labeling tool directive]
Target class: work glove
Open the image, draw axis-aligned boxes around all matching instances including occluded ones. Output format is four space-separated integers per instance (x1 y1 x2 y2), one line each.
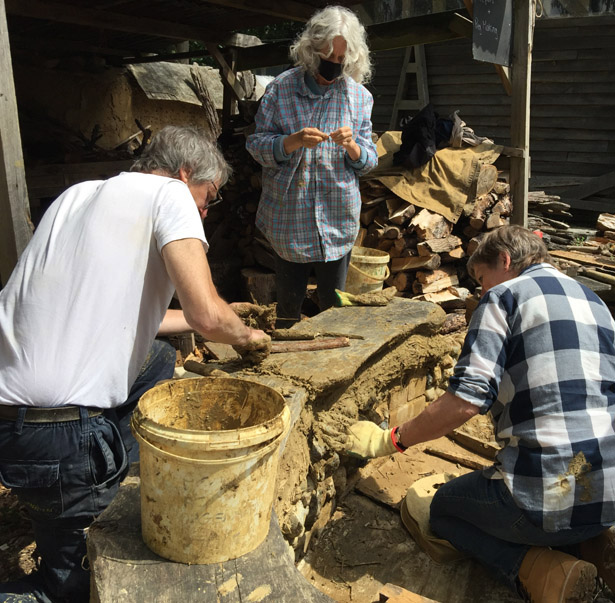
345 421 398 459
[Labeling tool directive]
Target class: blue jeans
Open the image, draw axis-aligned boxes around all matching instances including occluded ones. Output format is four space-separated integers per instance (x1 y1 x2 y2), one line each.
0 339 176 603
429 470 606 592
274 250 352 327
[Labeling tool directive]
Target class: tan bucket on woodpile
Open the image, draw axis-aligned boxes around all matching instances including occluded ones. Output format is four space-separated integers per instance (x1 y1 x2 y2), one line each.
131 377 290 564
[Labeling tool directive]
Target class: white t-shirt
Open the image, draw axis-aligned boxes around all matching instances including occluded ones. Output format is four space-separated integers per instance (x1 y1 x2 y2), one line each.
0 172 207 408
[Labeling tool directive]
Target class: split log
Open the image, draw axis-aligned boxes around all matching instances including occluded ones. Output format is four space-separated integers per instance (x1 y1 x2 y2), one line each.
441 246 466 262
416 265 456 285
412 274 459 295
485 213 509 230
597 213 615 233
469 194 496 230
391 254 441 272
491 195 513 216
392 271 414 292
476 164 498 197
493 181 510 195
417 235 463 256
410 209 452 241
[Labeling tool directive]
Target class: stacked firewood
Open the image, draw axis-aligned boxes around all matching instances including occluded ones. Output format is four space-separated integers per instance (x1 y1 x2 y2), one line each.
357 163 513 313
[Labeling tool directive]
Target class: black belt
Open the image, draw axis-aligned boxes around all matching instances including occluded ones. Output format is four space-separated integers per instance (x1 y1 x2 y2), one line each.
0 405 103 423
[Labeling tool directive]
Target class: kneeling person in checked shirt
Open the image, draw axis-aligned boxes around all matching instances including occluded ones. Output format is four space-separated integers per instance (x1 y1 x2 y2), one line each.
344 225 615 603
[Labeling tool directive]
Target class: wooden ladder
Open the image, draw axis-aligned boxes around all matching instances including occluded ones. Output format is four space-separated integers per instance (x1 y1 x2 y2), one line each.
388 45 429 131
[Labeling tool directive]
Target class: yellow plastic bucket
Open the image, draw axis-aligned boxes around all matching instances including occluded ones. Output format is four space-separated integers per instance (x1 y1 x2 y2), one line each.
344 246 391 295
131 377 290 564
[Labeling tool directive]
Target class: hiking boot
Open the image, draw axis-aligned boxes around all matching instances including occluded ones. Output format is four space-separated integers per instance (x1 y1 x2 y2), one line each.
518 547 596 603
579 527 615 593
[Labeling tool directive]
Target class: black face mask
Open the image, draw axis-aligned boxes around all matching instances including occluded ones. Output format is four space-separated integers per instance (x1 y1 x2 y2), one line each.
318 58 343 82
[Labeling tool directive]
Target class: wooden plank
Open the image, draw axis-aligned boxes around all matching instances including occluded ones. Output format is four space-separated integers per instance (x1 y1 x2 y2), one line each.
0 0 32 286
380 583 442 603
5 0 221 43
550 250 615 270
558 170 615 201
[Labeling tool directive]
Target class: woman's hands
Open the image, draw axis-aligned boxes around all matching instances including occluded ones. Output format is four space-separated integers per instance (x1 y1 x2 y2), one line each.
284 127 329 153
284 126 360 160
330 126 361 160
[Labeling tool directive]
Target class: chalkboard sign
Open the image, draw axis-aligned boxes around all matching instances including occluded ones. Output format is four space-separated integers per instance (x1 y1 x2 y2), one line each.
472 0 512 67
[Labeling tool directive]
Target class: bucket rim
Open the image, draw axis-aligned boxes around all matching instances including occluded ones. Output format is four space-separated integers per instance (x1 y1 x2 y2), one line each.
134 412 290 465
131 404 290 450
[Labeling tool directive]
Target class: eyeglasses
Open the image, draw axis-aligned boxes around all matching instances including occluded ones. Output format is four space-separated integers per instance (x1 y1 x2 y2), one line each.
206 181 223 209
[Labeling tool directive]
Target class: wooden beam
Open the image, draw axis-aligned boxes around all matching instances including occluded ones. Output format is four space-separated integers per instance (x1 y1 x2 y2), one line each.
206 43 245 105
367 11 472 52
234 10 472 70
5 0 221 43
196 0 313 22
558 170 615 201
0 0 31 286
509 1 534 228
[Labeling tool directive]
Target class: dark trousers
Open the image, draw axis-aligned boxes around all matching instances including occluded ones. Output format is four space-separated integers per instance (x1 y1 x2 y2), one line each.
430 470 606 592
274 251 352 328
0 339 176 603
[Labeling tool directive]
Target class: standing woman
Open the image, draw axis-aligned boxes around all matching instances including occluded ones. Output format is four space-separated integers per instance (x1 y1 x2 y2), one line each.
246 5 378 328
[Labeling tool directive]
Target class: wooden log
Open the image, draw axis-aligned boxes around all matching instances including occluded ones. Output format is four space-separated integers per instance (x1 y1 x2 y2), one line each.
392 271 414 292
492 194 513 216
423 446 490 471
466 236 483 256
468 194 496 230
410 209 452 241
476 164 498 197
388 203 416 226
270 337 349 354
597 213 615 233
360 206 379 226
379 583 441 603
391 254 441 273
416 265 456 285
485 213 509 230
413 274 459 295
382 225 402 240
88 483 333 603
493 181 510 195
416 235 463 256
440 246 466 263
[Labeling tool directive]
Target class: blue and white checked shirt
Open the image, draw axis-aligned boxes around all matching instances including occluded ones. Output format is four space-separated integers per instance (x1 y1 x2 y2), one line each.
246 68 377 263
449 263 615 531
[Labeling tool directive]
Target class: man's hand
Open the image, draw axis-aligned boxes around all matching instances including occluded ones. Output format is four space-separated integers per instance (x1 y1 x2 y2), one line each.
345 421 397 459
232 329 271 364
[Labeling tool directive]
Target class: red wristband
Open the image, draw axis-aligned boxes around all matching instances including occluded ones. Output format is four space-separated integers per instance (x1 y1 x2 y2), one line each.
391 426 407 453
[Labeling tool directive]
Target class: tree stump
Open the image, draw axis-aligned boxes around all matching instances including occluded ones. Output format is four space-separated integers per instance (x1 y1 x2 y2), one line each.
87 476 333 603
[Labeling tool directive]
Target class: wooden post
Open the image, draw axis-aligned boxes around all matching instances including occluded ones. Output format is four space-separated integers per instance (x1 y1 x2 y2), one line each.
0 0 32 286
509 0 534 227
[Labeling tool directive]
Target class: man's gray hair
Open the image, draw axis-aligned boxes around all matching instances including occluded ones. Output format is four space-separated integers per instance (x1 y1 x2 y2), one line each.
290 5 372 84
467 225 552 279
131 125 232 185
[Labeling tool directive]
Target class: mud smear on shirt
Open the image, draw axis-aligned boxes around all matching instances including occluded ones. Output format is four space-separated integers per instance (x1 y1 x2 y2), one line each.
556 451 593 502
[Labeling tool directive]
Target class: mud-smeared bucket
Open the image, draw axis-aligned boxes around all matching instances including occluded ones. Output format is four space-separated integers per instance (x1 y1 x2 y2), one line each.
131 377 290 564
345 246 391 295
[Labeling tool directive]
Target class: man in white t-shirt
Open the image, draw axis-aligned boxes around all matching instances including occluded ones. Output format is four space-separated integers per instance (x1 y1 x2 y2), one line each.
0 126 270 603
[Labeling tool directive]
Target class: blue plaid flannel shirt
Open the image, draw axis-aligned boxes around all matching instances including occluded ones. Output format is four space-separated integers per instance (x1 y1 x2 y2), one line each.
246 68 377 263
449 263 615 531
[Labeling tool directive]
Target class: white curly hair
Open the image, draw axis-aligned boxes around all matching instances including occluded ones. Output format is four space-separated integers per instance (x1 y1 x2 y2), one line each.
289 5 372 84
